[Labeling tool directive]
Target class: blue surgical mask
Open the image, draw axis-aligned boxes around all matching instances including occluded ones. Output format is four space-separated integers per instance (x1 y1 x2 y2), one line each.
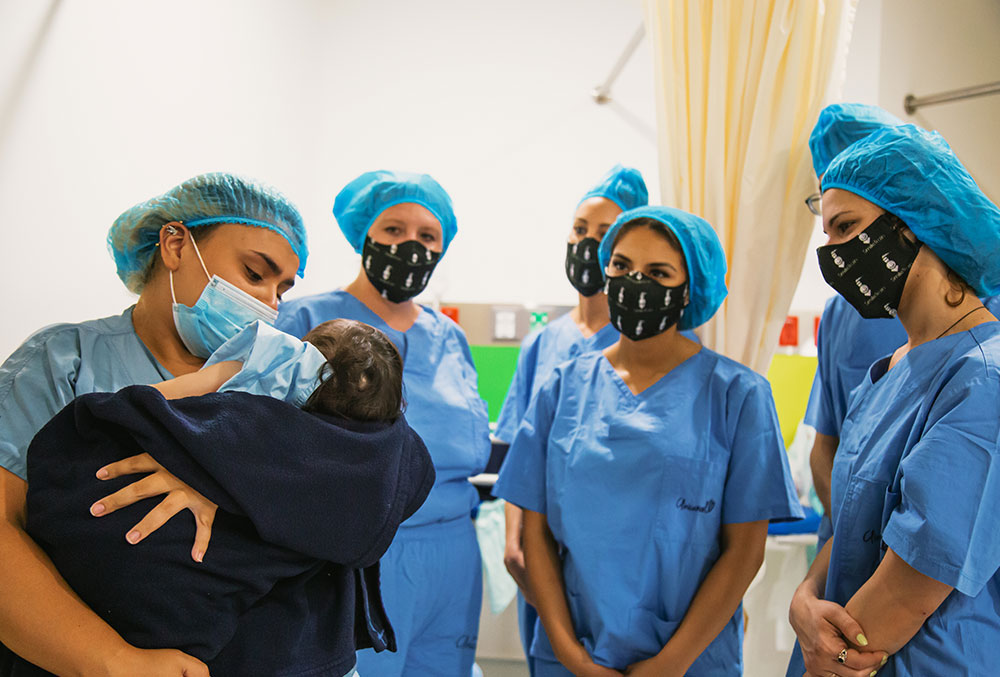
170 232 278 358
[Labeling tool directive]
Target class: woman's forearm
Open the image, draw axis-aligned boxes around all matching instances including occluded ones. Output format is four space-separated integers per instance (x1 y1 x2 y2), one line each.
152 360 241 400
504 502 524 551
0 470 132 676
800 534 833 598
649 521 768 672
844 548 952 654
522 509 588 667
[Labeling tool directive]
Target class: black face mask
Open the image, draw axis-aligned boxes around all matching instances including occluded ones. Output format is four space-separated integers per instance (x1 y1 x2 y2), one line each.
565 238 605 297
816 212 922 319
362 237 441 303
605 271 689 341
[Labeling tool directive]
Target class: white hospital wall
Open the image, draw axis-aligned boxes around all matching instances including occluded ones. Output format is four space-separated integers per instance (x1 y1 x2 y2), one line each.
878 0 1000 200
0 0 658 361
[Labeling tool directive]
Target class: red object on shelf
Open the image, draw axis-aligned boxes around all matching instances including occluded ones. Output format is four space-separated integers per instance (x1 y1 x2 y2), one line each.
814 315 821 346
440 306 460 324
779 316 799 346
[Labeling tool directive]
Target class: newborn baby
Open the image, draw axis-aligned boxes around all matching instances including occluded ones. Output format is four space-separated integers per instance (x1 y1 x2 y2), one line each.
16 320 433 676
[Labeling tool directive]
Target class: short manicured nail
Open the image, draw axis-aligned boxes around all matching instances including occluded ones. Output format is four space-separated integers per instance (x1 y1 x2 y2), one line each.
870 671 878 677
126 530 141 544
96 468 109 479
193 550 204 563
856 633 869 647
881 654 888 666
90 503 105 516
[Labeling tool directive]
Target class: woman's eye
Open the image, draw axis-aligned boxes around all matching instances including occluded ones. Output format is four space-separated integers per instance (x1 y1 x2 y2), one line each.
245 266 263 282
420 233 437 243
611 260 626 270
839 221 855 235
384 226 400 235
574 226 586 236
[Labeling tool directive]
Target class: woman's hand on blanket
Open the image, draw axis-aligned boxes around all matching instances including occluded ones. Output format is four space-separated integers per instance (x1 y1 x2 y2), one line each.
90 453 218 562
108 646 210 677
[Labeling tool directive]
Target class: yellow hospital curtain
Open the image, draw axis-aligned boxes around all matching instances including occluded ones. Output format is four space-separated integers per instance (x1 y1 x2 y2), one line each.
643 0 858 373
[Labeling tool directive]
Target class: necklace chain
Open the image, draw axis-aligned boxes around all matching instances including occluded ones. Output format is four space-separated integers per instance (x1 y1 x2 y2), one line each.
935 306 985 340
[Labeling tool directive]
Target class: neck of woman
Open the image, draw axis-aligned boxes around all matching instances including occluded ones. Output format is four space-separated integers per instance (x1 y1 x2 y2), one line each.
571 292 610 338
893 256 996 365
604 325 700 393
344 267 422 332
132 277 206 377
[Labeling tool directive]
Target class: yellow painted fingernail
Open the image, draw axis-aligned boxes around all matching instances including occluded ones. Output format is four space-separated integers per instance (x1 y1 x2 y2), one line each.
856 633 869 646
870 671 878 677
881 654 888 666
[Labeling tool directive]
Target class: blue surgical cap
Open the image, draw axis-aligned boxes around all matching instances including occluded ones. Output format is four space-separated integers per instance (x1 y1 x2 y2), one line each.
809 103 904 178
333 170 458 255
823 124 1000 297
579 164 649 212
108 172 308 293
599 206 728 329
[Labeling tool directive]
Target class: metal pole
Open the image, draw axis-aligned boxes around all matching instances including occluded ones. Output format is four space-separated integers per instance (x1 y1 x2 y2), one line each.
904 81 1000 114
592 23 646 104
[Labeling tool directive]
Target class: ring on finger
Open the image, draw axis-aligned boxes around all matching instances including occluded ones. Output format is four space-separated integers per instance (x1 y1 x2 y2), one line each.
836 648 848 664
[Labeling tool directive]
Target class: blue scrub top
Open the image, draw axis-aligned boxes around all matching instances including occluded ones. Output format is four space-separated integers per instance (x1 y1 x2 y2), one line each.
825 322 1000 676
0 308 171 480
276 290 490 527
494 312 618 443
805 295 1000 436
804 295 908 437
494 349 802 673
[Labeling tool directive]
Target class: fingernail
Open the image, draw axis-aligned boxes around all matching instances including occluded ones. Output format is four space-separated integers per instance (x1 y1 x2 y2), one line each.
856 633 869 646
90 503 105 516
96 468 109 479
126 530 141 544
193 550 204 563
881 654 888 666
870 671 878 677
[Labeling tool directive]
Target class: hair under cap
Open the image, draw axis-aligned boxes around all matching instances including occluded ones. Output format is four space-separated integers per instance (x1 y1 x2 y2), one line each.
333 170 458 255
823 124 1000 297
578 164 649 212
598 205 728 330
107 172 308 293
809 103 904 178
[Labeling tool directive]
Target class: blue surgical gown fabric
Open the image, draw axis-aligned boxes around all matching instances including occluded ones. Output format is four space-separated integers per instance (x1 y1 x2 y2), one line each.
819 322 1000 676
0 309 170 480
494 350 802 672
495 313 618 443
204 321 325 407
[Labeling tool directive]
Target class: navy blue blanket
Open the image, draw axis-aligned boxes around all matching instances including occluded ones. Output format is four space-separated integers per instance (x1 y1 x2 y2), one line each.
12 385 434 676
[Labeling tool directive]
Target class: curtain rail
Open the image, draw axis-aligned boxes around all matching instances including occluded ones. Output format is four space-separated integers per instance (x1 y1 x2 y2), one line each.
904 81 1000 114
592 24 646 104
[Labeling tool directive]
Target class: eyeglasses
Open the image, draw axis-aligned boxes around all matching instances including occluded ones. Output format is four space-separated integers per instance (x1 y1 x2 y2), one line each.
804 193 822 217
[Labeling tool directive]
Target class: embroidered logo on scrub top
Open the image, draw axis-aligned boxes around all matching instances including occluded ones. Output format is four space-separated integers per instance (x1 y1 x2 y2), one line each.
676 498 716 513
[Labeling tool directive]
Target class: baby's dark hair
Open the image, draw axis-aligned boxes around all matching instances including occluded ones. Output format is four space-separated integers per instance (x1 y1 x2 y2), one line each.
301 319 405 423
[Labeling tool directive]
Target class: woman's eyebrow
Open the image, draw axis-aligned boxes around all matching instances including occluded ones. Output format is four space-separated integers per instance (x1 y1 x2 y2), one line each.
250 250 295 286
649 261 678 272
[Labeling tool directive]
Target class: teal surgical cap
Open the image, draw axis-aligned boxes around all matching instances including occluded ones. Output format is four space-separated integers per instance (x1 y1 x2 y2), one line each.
599 205 728 329
333 170 458 254
108 173 308 293
823 124 1000 297
579 164 649 212
809 103 904 178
